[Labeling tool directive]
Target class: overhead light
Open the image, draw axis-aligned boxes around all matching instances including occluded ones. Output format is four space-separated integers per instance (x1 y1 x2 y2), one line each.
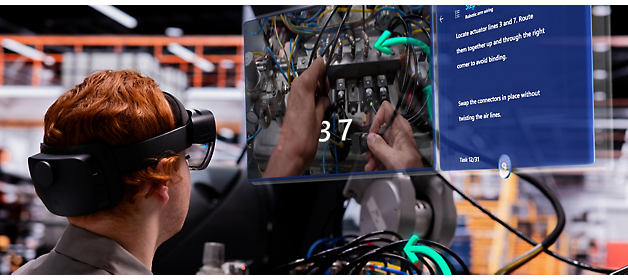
219 59 235 69
593 43 609 53
592 6 611 17
2 39 55 66
593 69 608 80
165 27 184 37
167 43 215 72
90 5 137 29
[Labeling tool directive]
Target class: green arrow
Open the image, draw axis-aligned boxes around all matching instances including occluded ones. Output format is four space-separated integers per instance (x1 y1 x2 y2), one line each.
373 30 393 55
404 235 452 275
373 30 431 56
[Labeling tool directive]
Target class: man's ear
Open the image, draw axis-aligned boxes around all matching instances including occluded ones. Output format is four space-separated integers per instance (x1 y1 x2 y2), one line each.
154 158 170 202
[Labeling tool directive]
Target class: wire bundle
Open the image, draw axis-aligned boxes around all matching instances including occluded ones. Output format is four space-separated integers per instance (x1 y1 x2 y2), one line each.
273 230 469 275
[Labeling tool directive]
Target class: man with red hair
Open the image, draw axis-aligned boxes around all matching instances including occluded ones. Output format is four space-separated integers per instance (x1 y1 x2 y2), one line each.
15 56 333 274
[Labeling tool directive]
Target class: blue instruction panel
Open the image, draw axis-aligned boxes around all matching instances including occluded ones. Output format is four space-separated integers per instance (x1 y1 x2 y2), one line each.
434 5 594 171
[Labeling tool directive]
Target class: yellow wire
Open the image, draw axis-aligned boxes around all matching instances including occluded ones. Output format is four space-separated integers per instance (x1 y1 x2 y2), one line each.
252 52 264 56
412 27 431 35
257 165 265 176
329 138 344 148
289 34 300 78
317 8 374 27
370 261 402 271
274 16 292 85
495 244 544 275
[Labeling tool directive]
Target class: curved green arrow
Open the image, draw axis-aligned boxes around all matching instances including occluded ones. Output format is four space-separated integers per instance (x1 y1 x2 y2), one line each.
373 30 431 56
404 235 452 275
373 30 393 55
373 30 432 79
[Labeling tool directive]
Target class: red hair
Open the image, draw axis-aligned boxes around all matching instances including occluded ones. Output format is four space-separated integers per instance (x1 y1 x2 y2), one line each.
43 69 181 207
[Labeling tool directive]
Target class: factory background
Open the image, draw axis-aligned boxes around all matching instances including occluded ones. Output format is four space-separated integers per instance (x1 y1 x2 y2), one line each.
0 5 626 275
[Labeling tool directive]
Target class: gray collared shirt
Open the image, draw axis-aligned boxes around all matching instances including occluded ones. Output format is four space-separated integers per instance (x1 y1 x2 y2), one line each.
13 223 152 275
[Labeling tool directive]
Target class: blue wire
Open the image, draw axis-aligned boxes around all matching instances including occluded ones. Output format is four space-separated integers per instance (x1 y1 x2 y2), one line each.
332 113 338 173
372 264 409 275
375 7 407 20
265 47 289 82
302 23 320 51
300 6 324 24
245 18 265 36
307 237 331 258
323 142 331 174
247 127 262 142
325 235 358 249
290 37 298 76
405 5 425 11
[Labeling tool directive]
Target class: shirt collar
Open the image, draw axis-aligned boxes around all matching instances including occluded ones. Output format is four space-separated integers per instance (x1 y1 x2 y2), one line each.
53 224 153 275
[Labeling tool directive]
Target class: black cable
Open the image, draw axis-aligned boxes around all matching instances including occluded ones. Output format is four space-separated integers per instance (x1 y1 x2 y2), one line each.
495 173 565 274
309 237 396 274
346 241 437 275
337 240 406 274
404 16 431 43
236 146 246 164
306 244 380 274
611 265 628 275
436 172 614 274
308 5 339 68
377 16 411 137
517 173 565 248
272 230 402 274
379 252 423 275
414 239 470 275
322 5 352 78
404 14 430 27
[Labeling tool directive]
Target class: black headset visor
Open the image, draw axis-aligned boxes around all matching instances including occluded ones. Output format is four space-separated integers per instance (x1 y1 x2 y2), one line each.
27 93 216 217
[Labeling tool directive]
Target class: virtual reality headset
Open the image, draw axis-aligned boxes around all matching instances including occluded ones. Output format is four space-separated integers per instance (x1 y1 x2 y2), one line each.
27 91 216 217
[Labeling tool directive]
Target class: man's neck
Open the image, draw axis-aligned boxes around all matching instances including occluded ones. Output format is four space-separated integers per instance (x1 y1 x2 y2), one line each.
68 215 161 270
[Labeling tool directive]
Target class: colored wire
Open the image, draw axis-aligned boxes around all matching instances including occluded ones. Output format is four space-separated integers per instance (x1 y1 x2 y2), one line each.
245 18 265 36
271 230 403 274
322 142 330 174
274 16 292 84
298 6 324 24
247 127 262 142
374 6 406 20
322 5 352 87
265 47 288 82
307 237 332 258
317 7 375 27
289 34 300 77
372 264 407 275
252 52 264 56
285 6 376 36
412 27 431 35
496 244 544 275
326 235 357 249
328 139 344 148
308 6 339 67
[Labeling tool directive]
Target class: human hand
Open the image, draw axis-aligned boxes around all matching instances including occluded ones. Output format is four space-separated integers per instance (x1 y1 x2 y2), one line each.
364 101 424 171
264 57 329 178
